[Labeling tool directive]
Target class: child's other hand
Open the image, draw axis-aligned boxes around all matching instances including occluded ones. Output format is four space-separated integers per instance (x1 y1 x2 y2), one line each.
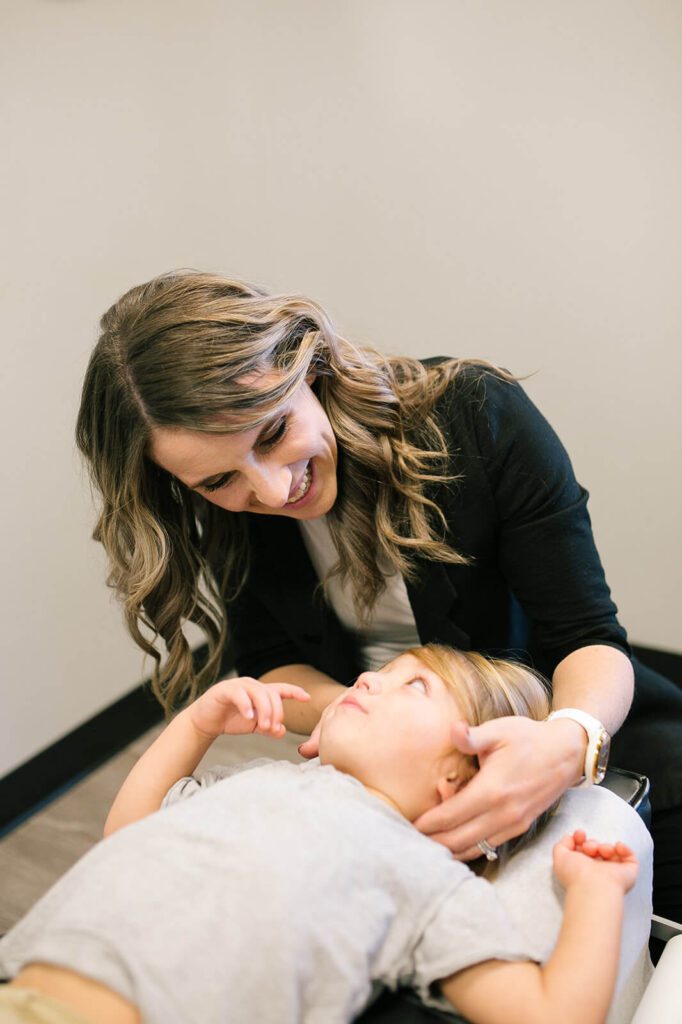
552 829 639 894
188 678 310 740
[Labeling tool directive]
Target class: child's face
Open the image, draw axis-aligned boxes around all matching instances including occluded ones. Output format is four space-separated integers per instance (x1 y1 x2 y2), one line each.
318 653 469 819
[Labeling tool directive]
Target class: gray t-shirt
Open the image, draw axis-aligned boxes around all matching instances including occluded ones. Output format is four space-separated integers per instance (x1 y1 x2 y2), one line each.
0 759 531 1023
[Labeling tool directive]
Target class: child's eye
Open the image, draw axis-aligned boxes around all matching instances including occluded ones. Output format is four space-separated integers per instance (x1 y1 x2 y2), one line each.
407 678 428 694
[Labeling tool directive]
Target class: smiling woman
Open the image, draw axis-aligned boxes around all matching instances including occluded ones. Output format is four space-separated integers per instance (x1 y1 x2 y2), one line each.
76 270 474 712
148 376 338 517
75 269 682 929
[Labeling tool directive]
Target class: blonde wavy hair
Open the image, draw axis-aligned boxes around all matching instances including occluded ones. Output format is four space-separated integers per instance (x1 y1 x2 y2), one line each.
408 644 557 873
76 271 500 711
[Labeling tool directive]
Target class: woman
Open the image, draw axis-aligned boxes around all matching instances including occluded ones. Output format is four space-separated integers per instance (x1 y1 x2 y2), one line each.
76 269 682 923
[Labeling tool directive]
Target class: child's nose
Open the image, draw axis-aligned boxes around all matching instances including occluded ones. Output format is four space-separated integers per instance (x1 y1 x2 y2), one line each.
354 673 381 694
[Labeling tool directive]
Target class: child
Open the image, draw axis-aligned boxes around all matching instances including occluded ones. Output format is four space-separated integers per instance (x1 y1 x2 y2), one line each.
0 646 648 1024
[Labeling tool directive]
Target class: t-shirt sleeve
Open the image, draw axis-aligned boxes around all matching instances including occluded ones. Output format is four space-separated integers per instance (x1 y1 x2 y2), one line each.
161 758 273 808
410 873 533 1015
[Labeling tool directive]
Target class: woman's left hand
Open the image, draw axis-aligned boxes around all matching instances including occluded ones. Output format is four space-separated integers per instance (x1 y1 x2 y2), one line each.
414 716 587 859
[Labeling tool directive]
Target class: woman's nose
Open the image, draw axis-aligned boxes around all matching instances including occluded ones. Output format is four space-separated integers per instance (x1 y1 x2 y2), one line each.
247 465 293 509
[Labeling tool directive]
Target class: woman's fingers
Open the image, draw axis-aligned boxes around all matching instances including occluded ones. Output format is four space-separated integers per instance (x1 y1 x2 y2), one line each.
297 728 320 758
415 769 528 849
298 688 348 758
453 844 491 863
417 716 584 857
448 719 478 755
415 790 537 858
428 815 518 856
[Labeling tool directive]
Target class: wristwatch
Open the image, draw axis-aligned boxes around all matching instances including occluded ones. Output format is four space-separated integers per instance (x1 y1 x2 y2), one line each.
547 708 611 787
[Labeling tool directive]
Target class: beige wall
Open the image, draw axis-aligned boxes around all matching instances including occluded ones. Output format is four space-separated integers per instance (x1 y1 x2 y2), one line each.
2 0 680 776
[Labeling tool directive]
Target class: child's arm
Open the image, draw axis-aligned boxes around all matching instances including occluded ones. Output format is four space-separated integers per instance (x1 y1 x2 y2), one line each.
103 677 310 837
439 830 638 1024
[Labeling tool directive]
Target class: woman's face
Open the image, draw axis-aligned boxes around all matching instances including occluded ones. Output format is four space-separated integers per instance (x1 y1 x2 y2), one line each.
149 378 338 519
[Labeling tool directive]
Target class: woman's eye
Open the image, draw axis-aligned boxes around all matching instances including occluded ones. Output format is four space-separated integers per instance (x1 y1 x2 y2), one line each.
258 417 288 451
407 678 428 694
203 473 233 493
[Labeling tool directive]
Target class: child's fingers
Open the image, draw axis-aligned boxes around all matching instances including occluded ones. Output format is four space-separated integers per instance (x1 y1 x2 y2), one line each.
614 842 638 862
265 689 286 736
257 687 293 736
231 686 257 723
568 831 639 865
272 683 311 702
243 684 275 730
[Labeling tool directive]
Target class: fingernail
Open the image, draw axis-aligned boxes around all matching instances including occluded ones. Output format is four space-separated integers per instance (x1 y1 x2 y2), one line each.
245 709 254 718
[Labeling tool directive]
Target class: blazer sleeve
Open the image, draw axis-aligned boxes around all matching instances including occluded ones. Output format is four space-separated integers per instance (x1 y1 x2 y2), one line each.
227 580 310 679
459 370 630 668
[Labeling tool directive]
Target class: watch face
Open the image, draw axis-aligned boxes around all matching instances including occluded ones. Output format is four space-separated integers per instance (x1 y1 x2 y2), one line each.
594 730 611 785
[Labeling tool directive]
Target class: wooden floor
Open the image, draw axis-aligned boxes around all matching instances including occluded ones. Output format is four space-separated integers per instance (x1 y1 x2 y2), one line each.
0 724 304 936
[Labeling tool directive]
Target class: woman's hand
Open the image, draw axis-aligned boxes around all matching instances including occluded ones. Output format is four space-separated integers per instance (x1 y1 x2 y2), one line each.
553 830 639 893
297 688 349 758
188 677 310 740
414 716 586 859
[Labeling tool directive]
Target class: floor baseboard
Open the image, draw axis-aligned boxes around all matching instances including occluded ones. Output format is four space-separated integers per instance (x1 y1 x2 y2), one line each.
0 683 165 838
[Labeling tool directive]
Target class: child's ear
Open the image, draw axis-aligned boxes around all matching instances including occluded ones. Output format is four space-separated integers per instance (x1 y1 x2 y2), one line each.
436 771 466 803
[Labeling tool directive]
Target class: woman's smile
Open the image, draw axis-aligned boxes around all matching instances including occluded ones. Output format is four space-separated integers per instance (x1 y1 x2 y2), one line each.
149 380 338 519
285 462 313 507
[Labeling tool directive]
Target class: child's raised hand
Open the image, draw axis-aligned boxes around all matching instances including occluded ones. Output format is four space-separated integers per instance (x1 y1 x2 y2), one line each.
188 677 310 740
552 829 639 894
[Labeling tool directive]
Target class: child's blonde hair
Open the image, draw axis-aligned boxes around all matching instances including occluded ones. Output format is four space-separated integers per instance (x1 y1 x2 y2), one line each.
406 644 557 873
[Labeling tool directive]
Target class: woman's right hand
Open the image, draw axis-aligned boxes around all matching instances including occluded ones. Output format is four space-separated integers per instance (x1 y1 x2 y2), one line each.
297 688 349 758
188 677 310 740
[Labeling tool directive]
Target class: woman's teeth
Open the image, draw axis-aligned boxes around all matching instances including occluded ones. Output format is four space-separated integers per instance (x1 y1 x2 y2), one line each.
286 465 312 504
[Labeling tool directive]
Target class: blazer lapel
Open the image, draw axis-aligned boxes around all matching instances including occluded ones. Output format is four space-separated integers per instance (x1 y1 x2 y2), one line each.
250 516 324 633
248 516 361 681
406 560 472 652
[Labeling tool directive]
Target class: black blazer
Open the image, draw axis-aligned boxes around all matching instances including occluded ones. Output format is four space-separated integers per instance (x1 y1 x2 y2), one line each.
226 366 629 686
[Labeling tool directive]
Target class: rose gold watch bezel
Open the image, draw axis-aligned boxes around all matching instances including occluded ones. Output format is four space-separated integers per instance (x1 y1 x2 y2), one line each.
594 730 610 785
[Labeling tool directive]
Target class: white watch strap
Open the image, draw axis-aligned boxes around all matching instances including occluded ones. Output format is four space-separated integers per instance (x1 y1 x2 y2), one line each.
547 707 602 736
546 708 605 786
